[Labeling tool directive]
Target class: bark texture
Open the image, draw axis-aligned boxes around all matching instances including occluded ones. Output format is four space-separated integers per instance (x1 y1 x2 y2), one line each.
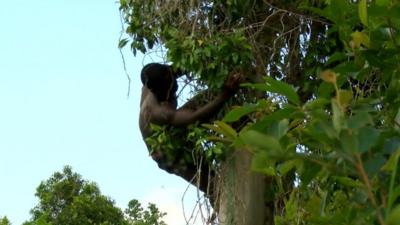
217 149 267 225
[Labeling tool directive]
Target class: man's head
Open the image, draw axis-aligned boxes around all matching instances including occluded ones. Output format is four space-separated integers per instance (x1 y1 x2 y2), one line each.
141 63 178 102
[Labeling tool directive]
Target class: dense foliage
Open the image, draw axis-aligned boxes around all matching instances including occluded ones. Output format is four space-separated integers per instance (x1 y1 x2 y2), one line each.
0 217 11 225
125 199 166 225
22 166 166 225
120 0 400 224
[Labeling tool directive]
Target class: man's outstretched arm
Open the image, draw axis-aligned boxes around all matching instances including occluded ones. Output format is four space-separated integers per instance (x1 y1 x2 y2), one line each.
149 73 242 126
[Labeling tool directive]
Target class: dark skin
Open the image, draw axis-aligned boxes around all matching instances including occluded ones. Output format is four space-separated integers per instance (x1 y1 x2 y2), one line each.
139 63 241 193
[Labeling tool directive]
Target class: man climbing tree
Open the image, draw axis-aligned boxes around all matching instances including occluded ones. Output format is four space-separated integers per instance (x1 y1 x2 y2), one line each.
139 62 242 194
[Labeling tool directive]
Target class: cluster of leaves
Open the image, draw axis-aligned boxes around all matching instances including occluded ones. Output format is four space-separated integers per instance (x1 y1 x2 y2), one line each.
165 30 252 89
145 122 226 168
119 0 399 224
145 124 199 167
125 200 166 225
119 0 253 89
208 1 400 224
21 166 166 225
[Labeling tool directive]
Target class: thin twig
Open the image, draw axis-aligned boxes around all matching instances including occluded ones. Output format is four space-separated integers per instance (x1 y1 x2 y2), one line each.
118 10 131 98
355 154 386 225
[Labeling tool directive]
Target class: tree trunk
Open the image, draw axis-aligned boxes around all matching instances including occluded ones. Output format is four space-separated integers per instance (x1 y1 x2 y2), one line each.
217 149 270 225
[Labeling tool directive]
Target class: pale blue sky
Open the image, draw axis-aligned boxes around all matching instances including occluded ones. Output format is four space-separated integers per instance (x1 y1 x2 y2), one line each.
0 1 198 224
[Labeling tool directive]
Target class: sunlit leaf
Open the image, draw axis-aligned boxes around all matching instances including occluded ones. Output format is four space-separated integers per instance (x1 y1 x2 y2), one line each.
305 195 321 216
376 0 390 6
215 121 238 139
207 136 232 144
203 121 237 140
351 31 370 48
333 176 363 188
359 0 368 27
202 123 224 134
387 205 400 225
320 70 337 84
337 89 353 108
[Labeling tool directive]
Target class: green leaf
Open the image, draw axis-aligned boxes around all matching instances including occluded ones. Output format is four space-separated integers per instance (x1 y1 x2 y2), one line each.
332 99 347 133
382 149 400 172
340 130 359 153
348 111 373 129
223 104 257 122
384 138 400 154
265 77 300 105
304 98 330 110
120 0 126 5
215 121 238 139
268 119 289 140
207 136 231 144
351 31 370 48
305 195 321 216
387 205 400 225
239 130 282 153
203 121 237 140
250 107 296 132
389 186 400 210
333 176 363 188
334 61 361 77
118 38 129 49
277 119 289 139
277 159 300 175
300 160 321 187
359 0 368 27
315 121 338 139
358 127 379 153
321 69 337 84
337 89 353 107
318 81 335 98
251 153 276 176
244 77 300 105
212 146 223 155
376 0 390 6
364 154 385 176
395 108 400 131
326 52 347 66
